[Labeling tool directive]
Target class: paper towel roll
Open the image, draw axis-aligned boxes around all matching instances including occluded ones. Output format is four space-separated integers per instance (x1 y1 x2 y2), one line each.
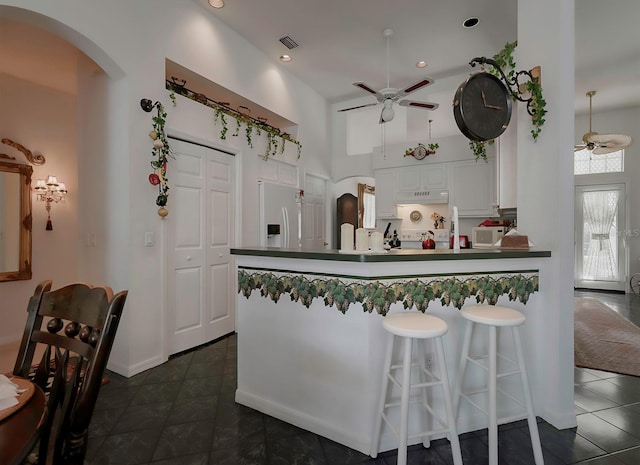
341 223 354 251
355 228 368 251
370 231 384 252
453 206 460 252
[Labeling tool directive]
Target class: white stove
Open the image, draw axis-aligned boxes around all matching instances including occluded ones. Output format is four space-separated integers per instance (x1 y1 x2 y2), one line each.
400 229 450 249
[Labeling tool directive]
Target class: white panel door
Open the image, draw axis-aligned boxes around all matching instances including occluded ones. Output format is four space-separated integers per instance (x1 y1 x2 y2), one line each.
167 138 235 355
304 174 327 249
205 153 235 339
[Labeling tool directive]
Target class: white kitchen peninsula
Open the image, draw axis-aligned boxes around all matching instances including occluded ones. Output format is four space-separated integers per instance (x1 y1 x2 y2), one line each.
231 247 573 456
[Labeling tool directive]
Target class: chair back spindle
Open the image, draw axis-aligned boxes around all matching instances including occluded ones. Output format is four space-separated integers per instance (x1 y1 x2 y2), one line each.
13 281 127 465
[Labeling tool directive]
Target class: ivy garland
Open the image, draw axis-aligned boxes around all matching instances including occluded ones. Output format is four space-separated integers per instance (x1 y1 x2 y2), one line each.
237 269 539 315
469 139 494 162
470 41 547 161
147 102 173 218
168 81 302 160
491 41 547 142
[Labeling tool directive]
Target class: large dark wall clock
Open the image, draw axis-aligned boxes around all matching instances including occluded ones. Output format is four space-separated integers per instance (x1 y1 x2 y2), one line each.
453 72 512 141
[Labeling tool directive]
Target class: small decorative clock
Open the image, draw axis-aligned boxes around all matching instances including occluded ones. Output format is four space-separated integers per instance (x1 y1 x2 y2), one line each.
453 72 512 142
404 143 439 160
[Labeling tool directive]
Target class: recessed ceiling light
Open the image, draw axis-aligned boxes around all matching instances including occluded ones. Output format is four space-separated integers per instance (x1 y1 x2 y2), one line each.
280 55 292 62
416 61 428 69
463 17 479 28
208 0 224 8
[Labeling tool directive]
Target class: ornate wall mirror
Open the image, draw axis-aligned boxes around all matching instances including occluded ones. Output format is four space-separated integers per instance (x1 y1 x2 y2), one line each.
0 138 42 282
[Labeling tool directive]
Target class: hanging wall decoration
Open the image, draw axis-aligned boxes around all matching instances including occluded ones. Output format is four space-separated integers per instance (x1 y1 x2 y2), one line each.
140 98 173 218
453 41 546 161
167 77 302 160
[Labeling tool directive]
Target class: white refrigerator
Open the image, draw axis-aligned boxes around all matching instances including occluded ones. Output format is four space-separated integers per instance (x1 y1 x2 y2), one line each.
259 181 303 248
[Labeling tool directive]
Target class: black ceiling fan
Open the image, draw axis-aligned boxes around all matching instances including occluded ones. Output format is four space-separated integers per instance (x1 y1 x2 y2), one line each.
338 28 439 123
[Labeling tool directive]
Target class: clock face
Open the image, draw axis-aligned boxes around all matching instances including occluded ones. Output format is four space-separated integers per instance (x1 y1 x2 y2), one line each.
453 72 513 142
413 145 428 160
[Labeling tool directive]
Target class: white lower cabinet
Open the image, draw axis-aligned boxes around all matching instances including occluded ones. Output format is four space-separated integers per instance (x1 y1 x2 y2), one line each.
448 158 497 217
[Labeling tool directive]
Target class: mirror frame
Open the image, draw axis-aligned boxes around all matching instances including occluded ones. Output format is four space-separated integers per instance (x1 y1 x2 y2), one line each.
0 160 33 282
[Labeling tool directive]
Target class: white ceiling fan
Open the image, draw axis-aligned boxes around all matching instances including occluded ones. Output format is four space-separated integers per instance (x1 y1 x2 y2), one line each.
574 90 633 154
337 28 439 124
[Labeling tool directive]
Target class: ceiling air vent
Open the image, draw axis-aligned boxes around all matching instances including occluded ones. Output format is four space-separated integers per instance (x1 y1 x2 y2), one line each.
279 36 299 50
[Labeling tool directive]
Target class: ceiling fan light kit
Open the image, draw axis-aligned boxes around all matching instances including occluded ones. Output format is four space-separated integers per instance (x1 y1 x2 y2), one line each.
338 28 439 123
574 90 633 154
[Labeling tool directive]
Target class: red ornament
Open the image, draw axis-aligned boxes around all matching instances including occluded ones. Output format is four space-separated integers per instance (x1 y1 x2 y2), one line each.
149 173 161 186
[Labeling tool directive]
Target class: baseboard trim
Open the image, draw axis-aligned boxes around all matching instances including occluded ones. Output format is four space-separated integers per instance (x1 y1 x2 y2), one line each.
107 354 166 378
235 389 371 455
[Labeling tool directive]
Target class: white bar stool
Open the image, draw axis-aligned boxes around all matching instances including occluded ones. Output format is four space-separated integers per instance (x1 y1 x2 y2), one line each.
371 312 463 465
453 305 544 465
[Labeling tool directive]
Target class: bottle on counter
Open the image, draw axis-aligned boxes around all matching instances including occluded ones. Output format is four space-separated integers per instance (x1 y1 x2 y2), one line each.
390 230 401 249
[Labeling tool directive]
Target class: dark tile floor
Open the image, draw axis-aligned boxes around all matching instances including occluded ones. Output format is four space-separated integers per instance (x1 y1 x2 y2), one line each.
86 290 640 465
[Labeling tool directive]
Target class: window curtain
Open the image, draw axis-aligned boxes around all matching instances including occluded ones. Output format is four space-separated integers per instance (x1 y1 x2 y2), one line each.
357 183 375 229
582 190 619 281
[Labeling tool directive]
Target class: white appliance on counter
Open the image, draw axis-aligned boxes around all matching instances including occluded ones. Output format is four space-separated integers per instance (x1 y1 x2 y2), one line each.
259 181 302 248
472 226 505 248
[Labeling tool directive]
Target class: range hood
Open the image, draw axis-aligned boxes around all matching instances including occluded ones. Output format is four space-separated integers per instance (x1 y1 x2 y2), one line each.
396 190 449 205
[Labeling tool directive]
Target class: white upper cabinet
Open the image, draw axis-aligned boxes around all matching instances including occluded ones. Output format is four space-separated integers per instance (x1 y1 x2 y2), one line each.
396 164 447 192
374 168 398 218
421 164 447 190
448 158 497 217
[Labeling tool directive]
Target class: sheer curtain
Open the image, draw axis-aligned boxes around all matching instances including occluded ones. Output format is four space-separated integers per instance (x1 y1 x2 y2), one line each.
582 190 619 281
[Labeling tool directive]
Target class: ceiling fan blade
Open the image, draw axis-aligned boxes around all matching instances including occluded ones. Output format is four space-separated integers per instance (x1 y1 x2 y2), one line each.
574 144 588 152
397 78 434 98
588 133 633 149
353 82 385 101
592 146 624 155
398 100 439 110
337 102 379 112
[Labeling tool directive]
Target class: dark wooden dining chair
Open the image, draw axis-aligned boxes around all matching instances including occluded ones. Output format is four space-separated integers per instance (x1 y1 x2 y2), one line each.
12 280 128 465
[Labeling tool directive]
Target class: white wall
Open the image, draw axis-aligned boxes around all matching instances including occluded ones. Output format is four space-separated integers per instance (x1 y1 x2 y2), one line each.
0 0 332 375
516 0 575 428
0 73 78 344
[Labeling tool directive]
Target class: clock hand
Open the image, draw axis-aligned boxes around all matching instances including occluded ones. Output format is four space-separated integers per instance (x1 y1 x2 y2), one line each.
481 90 488 107
485 104 503 110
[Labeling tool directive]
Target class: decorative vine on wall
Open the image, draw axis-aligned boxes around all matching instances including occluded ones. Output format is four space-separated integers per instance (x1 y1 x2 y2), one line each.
141 99 174 218
167 79 302 160
467 41 547 161
238 269 539 315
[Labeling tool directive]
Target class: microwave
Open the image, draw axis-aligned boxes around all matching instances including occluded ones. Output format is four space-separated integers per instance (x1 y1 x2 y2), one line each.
472 226 505 248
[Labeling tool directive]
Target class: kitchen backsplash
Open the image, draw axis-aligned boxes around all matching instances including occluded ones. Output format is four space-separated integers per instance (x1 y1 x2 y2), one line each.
377 204 479 240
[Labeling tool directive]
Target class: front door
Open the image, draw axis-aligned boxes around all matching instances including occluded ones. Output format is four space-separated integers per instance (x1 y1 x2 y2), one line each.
575 184 627 291
167 138 235 355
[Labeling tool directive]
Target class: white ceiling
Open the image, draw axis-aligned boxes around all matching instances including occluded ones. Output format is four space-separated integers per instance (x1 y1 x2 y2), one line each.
194 0 640 116
1 0 638 119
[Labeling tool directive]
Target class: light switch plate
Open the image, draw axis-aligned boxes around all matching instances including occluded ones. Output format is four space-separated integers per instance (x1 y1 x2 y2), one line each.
144 232 154 247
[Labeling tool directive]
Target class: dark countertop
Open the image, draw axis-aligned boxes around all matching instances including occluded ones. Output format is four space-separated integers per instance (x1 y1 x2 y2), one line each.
231 247 551 262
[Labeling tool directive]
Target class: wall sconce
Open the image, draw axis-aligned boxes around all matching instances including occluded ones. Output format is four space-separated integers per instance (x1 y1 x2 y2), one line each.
34 175 68 230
